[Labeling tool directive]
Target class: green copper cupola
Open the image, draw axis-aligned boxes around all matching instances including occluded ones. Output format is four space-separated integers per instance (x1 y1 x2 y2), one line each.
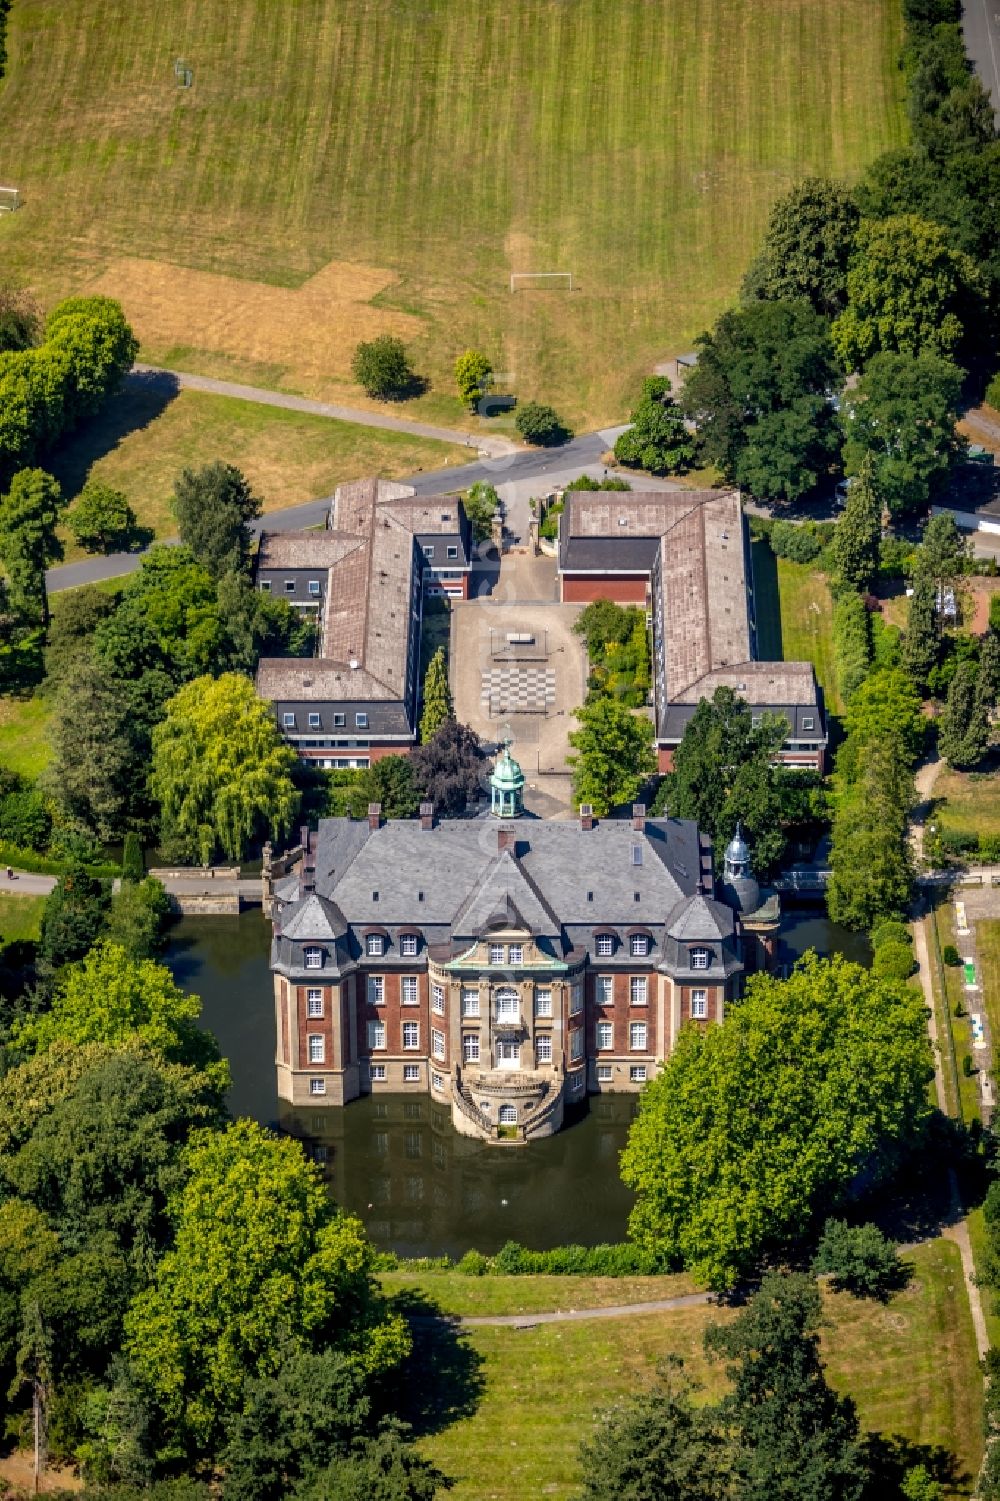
490 731 525 818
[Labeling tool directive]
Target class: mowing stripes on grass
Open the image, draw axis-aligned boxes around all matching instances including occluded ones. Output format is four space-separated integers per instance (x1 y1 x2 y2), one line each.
0 0 905 427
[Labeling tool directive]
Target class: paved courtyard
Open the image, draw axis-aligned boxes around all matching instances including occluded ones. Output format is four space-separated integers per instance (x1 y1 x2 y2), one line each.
450 552 588 815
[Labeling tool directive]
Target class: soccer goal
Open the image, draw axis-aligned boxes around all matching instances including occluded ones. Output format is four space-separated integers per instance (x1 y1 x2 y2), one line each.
0 187 22 215
509 272 574 293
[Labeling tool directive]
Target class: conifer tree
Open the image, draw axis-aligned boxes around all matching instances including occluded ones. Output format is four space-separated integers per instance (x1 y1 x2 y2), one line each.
419 647 453 743
938 660 990 769
901 575 939 693
830 454 881 592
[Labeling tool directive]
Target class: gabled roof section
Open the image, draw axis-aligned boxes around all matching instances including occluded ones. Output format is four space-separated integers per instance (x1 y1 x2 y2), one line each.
665 893 735 942
451 849 562 940
278 892 348 942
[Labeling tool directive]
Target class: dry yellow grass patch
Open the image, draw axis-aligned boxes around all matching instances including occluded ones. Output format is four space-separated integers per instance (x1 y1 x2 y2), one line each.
88 257 423 390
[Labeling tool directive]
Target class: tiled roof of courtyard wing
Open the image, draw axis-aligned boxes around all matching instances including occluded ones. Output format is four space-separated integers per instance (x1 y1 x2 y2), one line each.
558 488 739 574
657 491 750 697
377 496 465 532
257 532 363 569
673 660 820 706
277 891 348 941
255 657 404 705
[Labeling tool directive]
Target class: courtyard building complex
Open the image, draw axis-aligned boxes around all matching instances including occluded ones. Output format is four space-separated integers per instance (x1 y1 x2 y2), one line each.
557 486 827 770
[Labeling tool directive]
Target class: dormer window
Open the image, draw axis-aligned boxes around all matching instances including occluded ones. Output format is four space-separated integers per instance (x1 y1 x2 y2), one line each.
691 948 710 970
508 943 524 965
366 934 384 957
400 933 419 957
304 947 322 969
596 933 615 957
630 934 650 958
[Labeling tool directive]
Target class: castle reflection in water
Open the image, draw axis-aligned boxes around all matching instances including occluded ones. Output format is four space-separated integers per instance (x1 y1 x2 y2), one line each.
278 1091 638 1259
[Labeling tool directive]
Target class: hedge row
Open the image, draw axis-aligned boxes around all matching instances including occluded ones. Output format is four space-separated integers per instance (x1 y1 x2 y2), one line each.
0 840 119 880
379 1240 665 1277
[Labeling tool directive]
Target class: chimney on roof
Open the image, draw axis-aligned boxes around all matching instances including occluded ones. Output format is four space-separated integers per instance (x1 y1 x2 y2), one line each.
580 803 594 832
368 802 382 832
299 825 309 853
300 862 316 896
420 801 435 831
632 803 646 832
497 824 516 855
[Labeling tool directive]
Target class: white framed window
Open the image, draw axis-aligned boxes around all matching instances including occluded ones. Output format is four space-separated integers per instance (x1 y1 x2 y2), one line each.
751 713 762 728
691 989 708 1019
691 948 710 970
423 544 435 558
366 933 384 957
596 933 614 957
367 975 384 1005
432 1028 445 1060
569 983 583 1016
304 947 322 969
356 712 368 728
400 933 418 957
570 1030 584 1062
306 988 324 1018
536 1035 552 1063
403 1063 420 1082
432 1071 445 1090
433 984 446 1014
489 942 505 964
402 1021 420 1049
401 975 418 1005
597 1063 612 1083
308 579 321 597
370 1062 386 1081
333 712 345 727
629 1022 647 1051
803 716 815 731
508 943 524 965
310 1077 326 1095
283 712 296 728
447 545 459 559
308 712 321 729
534 989 552 1018
368 1019 386 1050
630 976 648 1007
308 1034 325 1064
495 987 519 1020
630 933 649 957
597 1020 613 1050
498 1104 517 1125
630 1065 647 1083
461 988 480 1018
463 1034 480 1063
259 579 271 592
284 579 295 592
596 975 613 1006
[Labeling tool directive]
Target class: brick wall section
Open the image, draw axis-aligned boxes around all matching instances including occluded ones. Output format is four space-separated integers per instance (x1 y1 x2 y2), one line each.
361 970 432 1056
296 984 334 1069
588 970 657 1054
679 984 721 1025
561 575 649 604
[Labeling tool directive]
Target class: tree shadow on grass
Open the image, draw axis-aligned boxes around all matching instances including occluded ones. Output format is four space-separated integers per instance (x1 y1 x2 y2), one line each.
864 1431 967 1497
389 1288 485 1438
46 367 181 503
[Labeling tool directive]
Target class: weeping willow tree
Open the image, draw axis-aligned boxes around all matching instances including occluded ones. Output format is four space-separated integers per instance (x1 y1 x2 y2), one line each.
151 672 299 864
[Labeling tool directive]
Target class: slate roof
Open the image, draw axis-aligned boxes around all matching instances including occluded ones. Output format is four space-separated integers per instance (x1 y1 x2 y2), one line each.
450 850 562 939
672 661 819 707
665 893 735 942
257 533 361 569
278 891 348 941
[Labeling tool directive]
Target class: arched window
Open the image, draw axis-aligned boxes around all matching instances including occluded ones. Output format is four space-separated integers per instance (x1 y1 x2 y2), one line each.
498 1104 517 1125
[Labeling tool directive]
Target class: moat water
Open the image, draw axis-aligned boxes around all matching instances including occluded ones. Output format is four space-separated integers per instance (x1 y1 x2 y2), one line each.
165 909 871 1258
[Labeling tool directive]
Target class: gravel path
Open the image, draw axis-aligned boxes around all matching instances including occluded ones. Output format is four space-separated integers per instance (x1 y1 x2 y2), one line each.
456 1290 713 1327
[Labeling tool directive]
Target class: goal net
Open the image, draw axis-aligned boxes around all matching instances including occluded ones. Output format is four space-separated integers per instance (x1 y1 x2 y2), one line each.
0 187 22 215
509 272 574 293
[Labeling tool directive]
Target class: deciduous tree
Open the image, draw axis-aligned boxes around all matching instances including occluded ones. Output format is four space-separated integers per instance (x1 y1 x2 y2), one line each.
832 214 981 369
515 401 570 446
410 718 484 817
0 285 41 353
172 463 262 581
742 177 861 317
0 466 62 626
454 349 492 411
94 547 225 687
652 687 792 875
151 673 299 864
463 481 499 542
613 377 695 476
840 351 963 516
420 647 453 742
621 956 932 1288
36 863 110 972
104 878 172 960
67 483 137 554
679 300 840 502
123 1120 409 1458
567 698 656 819
351 337 417 401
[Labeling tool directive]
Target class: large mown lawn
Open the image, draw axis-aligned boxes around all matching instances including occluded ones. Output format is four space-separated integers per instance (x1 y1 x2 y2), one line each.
934 765 1000 845
0 0 905 429
776 557 843 717
0 695 52 781
394 1240 981 1500
48 385 468 549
